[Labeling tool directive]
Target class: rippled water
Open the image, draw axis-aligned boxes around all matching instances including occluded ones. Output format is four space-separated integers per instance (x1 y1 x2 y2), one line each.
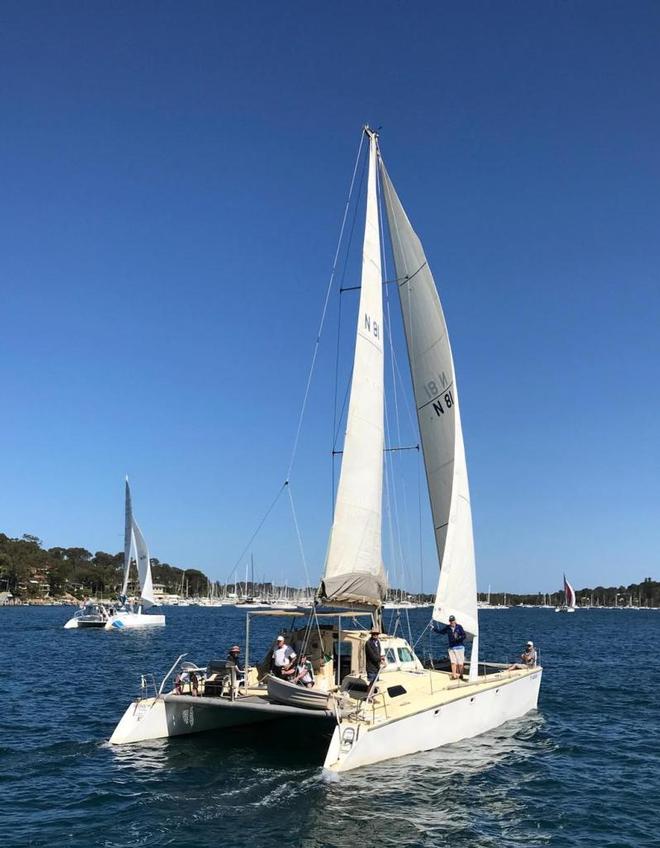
1 606 657 847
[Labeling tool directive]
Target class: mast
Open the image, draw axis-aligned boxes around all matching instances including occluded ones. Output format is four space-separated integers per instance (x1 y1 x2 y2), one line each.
319 127 387 608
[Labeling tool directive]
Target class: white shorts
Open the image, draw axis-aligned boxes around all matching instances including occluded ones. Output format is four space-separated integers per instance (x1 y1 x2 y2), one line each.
448 646 465 664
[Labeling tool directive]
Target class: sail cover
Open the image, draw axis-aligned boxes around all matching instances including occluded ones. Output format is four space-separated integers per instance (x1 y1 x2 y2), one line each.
380 160 478 636
564 574 576 608
320 131 387 607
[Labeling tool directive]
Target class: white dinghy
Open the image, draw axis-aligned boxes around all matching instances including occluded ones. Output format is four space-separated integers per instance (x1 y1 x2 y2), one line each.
109 129 541 767
64 479 165 630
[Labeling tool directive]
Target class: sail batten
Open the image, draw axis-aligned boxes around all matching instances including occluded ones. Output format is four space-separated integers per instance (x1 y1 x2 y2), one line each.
320 130 386 608
380 158 478 637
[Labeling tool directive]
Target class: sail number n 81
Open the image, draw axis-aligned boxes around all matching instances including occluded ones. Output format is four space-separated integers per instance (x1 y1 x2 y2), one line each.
422 373 454 417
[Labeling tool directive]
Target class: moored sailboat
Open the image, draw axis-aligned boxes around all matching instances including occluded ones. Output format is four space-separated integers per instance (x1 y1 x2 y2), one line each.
109 128 541 768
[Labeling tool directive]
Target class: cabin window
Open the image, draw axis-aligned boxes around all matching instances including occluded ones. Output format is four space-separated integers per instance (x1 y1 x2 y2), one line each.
397 647 414 663
385 648 397 664
387 685 407 698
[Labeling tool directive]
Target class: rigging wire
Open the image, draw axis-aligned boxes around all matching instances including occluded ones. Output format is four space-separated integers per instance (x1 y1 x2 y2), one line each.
331 141 369 508
286 483 312 590
285 131 366 484
224 131 367 590
224 482 288 585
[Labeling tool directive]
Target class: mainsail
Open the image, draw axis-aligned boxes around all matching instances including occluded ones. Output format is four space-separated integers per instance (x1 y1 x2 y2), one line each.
380 159 479 639
320 130 387 607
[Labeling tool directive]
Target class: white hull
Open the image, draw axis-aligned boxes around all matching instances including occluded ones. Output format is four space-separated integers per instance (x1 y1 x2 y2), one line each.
323 668 542 772
106 611 165 629
109 693 334 745
64 611 166 629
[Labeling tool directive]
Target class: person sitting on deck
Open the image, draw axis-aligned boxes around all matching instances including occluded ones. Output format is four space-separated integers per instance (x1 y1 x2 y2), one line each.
271 636 296 678
508 641 538 670
175 669 199 695
226 645 246 682
433 615 467 680
292 654 315 688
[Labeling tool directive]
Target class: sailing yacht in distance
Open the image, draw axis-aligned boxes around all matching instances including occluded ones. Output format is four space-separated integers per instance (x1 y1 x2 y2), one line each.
109 128 541 770
555 573 577 613
64 479 165 629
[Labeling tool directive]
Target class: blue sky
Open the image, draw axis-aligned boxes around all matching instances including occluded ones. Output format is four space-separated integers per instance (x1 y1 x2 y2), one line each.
1 1 658 594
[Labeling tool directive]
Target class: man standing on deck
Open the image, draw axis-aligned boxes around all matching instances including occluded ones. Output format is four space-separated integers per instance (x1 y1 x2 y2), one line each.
365 629 386 684
271 635 296 678
226 645 245 682
434 615 467 680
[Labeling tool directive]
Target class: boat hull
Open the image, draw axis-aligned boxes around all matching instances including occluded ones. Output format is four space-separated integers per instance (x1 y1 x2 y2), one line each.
323 668 542 772
109 693 336 745
105 612 166 629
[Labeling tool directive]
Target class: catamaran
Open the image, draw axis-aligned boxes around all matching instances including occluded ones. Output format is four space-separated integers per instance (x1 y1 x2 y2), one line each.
555 573 577 613
109 128 541 770
64 479 165 630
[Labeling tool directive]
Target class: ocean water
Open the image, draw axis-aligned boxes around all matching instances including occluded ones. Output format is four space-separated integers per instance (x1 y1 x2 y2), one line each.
1 605 657 848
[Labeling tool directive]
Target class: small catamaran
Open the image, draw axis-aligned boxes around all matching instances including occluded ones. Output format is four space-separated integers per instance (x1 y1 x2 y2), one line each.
109 129 541 770
64 479 165 630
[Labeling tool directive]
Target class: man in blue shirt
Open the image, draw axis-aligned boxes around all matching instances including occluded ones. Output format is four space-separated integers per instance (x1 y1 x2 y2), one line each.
434 615 467 680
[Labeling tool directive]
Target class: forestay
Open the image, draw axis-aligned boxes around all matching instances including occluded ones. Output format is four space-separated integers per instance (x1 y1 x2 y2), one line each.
320 130 387 607
380 160 478 637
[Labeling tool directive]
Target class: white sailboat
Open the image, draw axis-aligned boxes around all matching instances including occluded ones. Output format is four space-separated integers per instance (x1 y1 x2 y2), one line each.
555 573 577 613
64 479 165 629
109 129 541 768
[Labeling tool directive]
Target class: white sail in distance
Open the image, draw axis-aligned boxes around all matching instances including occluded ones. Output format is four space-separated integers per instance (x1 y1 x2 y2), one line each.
380 160 478 637
132 517 155 608
321 129 387 607
121 477 133 598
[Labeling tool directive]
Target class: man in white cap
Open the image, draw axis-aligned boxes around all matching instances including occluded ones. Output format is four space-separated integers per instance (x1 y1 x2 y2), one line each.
507 640 537 671
521 641 537 668
271 635 296 678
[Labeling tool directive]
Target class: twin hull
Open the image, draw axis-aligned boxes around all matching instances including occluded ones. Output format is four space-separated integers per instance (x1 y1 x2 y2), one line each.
110 670 542 772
